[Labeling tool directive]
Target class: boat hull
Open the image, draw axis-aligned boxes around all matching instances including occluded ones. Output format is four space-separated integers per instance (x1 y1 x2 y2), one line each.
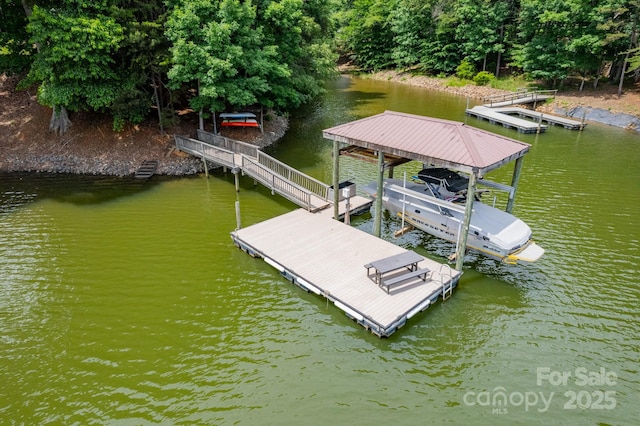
364 179 544 264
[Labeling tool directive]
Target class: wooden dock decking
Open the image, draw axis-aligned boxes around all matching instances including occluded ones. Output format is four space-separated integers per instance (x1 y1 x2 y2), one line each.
491 107 586 130
466 106 548 133
466 106 585 132
232 209 461 337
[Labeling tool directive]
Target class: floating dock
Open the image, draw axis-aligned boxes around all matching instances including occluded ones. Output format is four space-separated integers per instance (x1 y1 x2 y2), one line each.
466 105 585 133
466 106 548 133
231 209 461 337
491 107 585 129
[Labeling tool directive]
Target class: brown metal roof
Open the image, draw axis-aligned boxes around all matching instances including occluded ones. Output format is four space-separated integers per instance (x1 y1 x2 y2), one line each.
322 110 531 176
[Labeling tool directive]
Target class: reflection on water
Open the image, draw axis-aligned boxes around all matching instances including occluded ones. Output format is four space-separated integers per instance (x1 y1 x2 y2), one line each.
1 76 639 425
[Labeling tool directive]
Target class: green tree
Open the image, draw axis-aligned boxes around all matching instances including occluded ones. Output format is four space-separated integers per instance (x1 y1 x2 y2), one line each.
513 0 579 86
453 0 511 75
167 0 335 121
259 0 337 108
421 1 461 74
335 0 394 71
596 0 640 93
389 0 433 70
0 0 36 74
109 1 171 131
24 4 125 134
18 1 169 134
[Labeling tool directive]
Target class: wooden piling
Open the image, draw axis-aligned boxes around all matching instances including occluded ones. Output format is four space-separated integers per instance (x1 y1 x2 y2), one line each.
202 157 209 178
235 201 241 230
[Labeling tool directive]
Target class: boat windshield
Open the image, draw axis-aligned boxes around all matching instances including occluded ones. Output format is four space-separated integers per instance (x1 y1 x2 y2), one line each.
416 168 469 194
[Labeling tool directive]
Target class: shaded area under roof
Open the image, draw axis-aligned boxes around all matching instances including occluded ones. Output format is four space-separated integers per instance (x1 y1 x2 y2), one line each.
322 110 531 177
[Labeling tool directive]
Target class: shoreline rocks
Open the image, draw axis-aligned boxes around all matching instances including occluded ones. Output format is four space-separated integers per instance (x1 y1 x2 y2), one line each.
549 106 639 132
2 71 637 178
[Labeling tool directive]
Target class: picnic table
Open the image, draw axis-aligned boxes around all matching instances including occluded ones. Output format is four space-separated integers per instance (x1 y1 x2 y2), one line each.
365 251 431 294
365 251 423 284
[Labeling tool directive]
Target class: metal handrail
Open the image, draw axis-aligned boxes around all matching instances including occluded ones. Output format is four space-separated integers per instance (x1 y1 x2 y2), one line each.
437 263 454 300
175 133 331 211
241 155 314 210
482 89 557 105
197 129 259 158
256 151 331 201
174 135 236 168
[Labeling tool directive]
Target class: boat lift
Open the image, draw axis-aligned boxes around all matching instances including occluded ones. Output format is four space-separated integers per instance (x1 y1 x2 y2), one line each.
323 110 532 271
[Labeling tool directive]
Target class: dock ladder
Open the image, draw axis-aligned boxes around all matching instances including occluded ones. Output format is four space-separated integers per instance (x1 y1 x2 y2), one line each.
438 264 454 301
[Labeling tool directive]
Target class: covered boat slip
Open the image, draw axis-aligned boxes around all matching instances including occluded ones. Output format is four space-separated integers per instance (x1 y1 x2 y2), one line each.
323 110 533 270
232 209 461 337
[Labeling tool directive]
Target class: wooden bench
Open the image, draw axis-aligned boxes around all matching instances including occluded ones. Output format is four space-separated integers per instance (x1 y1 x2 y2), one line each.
380 268 430 294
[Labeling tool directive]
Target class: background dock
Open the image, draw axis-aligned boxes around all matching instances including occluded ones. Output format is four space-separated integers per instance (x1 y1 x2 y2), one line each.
466 105 547 133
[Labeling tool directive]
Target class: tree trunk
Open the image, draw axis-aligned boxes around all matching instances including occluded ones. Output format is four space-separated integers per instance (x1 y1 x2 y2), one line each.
593 62 603 88
49 106 72 136
152 73 165 135
21 0 32 16
618 51 629 96
495 24 504 77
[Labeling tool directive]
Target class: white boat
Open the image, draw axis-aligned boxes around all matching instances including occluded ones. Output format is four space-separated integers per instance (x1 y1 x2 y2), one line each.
362 168 544 264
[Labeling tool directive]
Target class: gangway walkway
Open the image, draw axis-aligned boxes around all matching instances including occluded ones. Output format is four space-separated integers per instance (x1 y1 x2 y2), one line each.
175 131 332 212
481 89 557 108
175 130 373 215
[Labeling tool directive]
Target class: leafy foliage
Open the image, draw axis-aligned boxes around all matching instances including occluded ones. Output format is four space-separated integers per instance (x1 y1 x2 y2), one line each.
473 71 495 85
335 0 394 71
0 0 36 74
337 0 639 87
166 0 335 114
456 59 476 80
25 5 124 111
5 0 640 135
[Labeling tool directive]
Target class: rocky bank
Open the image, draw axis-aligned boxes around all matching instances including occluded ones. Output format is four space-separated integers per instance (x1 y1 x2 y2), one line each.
0 74 288 176
2 71 638 177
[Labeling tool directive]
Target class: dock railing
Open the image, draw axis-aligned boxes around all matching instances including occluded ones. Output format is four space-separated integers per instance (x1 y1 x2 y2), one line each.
255 151 331 202
197 129 259 158
242 155 318 211
175 135 237 169
481 89 557 106
175 132 332 211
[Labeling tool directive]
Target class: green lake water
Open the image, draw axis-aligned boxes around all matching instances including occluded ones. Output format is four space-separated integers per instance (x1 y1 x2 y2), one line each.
1 76 639 425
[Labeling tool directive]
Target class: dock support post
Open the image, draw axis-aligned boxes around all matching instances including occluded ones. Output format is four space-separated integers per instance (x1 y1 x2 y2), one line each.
235 201 241 230
374 151 385 237
333 140 340 220
506 157 524 213
580 109 587 131
202 157 209 178
455 171 478 271
234 170 240 192
344 191 351 225
537 113 542 134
